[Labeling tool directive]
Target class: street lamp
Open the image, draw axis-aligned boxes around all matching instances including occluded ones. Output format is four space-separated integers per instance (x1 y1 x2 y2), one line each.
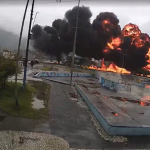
70 0 81 85
14 0 30 106
23 0 35 88
32 12 39 28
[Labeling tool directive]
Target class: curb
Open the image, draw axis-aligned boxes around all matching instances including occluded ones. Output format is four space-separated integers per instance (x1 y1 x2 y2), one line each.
75 84 150 136
41 77 74 86
34 71 92 78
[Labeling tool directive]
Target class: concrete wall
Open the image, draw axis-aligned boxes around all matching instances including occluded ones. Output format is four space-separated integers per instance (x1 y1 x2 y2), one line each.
95 70 150 86
95 70 150 99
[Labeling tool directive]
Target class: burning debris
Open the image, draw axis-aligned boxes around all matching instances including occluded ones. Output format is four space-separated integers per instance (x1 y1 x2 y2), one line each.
31 5 150 74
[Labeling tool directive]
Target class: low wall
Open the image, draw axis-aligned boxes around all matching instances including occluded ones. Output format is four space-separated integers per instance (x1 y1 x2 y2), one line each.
95 70 150 98
35 71 92 78
95 70 150 87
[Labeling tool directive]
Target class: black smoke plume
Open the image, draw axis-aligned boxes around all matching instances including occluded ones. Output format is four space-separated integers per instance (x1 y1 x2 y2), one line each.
102 24 150 71
31 5 150 71
31 24 61 61
91 12 121 60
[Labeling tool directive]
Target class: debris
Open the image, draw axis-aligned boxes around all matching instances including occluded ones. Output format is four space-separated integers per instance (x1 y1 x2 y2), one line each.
138 112 144 114
92 91 101 95
111 112 119 116
19 137 24 144
69 93 79 98
71 98 78 102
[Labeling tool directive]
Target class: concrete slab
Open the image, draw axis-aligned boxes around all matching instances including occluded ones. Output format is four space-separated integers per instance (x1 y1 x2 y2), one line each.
95 70 150 86
75 83 150 136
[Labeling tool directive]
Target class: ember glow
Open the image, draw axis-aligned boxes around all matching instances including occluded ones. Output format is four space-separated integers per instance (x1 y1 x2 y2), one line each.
102 19 113 31
111 112 119 116
141 102 147 106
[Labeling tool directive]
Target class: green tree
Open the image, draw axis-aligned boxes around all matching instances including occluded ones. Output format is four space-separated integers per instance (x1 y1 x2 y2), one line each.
0 56 20 88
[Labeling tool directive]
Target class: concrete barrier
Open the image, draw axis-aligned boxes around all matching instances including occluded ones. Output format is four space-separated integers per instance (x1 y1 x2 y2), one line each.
35 71 92 78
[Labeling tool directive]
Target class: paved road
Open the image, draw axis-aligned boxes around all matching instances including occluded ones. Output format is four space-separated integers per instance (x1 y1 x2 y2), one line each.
1 72 150 149
47 82 126 149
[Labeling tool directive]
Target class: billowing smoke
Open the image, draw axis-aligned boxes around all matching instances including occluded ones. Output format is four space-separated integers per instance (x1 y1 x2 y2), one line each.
31 5 150 71
31 24 61 61
91 12 121 60
103 23 150 71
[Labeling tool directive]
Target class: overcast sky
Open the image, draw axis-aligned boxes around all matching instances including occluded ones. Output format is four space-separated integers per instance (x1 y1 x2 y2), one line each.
0 0 150 37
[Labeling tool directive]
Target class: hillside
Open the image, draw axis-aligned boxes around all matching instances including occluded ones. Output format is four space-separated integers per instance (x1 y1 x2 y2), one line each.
0 28 27 50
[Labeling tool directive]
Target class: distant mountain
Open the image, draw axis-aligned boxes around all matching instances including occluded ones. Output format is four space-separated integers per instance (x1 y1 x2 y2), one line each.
0 28 27 50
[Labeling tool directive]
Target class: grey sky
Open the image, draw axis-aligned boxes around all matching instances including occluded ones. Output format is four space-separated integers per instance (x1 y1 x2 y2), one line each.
0 0 150 37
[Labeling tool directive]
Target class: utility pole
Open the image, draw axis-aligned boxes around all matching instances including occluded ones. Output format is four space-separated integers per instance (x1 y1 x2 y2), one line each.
70 0 81 85
14 0 30 106
23 0 35 88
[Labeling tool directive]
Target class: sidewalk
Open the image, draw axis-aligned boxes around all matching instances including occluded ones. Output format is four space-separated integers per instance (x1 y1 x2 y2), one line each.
0 131 69 150
8 68 42 83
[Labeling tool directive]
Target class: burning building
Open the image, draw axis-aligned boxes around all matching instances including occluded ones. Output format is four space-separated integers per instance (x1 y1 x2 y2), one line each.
31 5 150 76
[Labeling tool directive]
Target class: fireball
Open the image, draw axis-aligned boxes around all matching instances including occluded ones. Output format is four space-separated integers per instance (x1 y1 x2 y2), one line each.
122 23 141 38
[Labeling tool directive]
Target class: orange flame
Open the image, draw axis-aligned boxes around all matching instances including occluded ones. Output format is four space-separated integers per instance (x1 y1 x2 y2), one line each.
97 23 150 76
140 96 150 106
122 23 141 38
141 102 146 106
107 37 122 49
102 19 114 31
145 85 150 88
143 48 150 71
115 113 119 116
121 23 144 48
87 60 130 74
146 48 150 64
